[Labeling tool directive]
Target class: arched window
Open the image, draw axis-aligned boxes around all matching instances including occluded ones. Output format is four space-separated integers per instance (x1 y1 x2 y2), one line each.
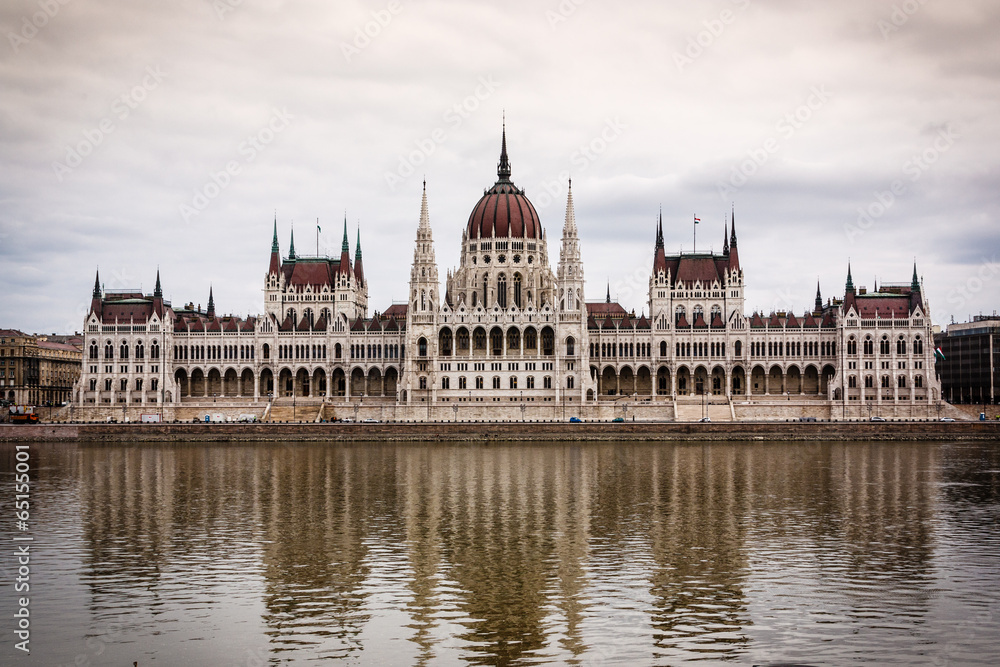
483 275 489 306
914 336 923 354
566 337 575 356
881 375 890 388
524 328 537 350
150 342 159 359
897 336 907 355
898 375 907 388
135 342 144 359
490 328 503 355
262 343 270 359
89 343 98 359
440 329 453 356
847 337 857 355
119 341 129 359
421 290 426 311
457 328 470 351
474 327 487 350
498 274 507 308
880 336 890 355
418 337 427 357
541 327 554 356
863 337 874 355
734 340 742 357
513 273 522 309
659 340 667 357
915 375 923 388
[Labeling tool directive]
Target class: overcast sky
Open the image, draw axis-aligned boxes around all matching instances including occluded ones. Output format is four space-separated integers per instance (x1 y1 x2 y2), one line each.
1 0 998 335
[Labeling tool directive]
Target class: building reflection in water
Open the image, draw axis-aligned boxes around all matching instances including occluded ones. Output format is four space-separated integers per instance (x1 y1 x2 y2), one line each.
68 441 957 665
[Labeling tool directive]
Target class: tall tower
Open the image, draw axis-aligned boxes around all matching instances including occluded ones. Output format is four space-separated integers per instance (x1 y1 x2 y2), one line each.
403 180 440 402
556 180 584 313
648 211 672 331
556 181 592 400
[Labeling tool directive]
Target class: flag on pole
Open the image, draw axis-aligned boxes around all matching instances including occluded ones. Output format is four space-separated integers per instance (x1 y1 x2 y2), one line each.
693 216 700 223
934 347 946 361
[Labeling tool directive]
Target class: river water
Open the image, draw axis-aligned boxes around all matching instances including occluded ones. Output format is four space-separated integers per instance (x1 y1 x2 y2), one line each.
1 440 999 666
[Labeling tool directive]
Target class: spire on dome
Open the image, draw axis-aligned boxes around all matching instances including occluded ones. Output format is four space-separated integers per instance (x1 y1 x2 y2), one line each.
207 285 215 318
93 269 101 298
846 263 855 292
815 281 822 312
154 269 162 298
497 115 511 183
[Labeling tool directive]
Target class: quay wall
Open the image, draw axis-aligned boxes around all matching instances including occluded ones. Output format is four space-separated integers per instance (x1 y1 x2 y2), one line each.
2 421 999 443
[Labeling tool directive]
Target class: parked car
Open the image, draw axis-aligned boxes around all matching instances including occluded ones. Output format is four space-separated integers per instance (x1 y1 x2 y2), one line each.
612 417 624 423
362 418 380 423
698 417 711 423
569 417 584 423
870 416 886 422
940 417 956 422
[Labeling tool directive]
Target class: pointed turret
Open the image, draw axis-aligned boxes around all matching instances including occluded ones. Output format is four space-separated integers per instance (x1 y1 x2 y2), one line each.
723 219 730 255
206 286 215 318
269 216 281 275
288 226 296 261
815 281 822 312
728 205 740 272
846 263 855 293
557 179 584 311
652 209 667 275
409 180 439 316
339 215 351 279
911 261 920 291
353 227 365 284
497 117 512 183
154 270 162 298
90 269 102 315
606 282 611 304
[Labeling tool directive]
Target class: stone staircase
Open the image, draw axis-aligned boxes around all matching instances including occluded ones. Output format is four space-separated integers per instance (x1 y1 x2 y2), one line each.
265 399 322 423
673 397 733 422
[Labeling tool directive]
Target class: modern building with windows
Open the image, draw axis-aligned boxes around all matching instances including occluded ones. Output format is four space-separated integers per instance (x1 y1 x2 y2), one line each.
935 314 999 408
71 130 946 421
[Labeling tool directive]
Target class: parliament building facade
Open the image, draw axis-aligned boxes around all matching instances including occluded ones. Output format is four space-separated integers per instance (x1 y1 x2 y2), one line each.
72 130 943 421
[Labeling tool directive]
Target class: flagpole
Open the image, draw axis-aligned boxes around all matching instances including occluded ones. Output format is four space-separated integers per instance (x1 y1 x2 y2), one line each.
693 214 696 253
316 217 319 256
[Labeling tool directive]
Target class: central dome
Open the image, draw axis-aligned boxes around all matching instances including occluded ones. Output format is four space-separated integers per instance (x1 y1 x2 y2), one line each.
465 129 542 240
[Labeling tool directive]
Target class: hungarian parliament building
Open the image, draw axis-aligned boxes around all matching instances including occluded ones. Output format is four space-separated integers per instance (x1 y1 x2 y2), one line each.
72 130 943 421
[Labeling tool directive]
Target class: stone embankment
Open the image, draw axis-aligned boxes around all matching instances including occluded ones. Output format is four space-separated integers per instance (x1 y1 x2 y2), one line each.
2 421 999 443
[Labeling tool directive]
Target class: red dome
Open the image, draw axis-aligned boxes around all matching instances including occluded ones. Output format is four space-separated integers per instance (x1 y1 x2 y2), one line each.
466 183 542 240
466 126 543 240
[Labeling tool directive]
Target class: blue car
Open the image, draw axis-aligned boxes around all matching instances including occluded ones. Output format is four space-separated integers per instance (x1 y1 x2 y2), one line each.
569 417 583 423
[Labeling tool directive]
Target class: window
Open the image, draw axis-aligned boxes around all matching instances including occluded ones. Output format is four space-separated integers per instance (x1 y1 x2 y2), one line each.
442 377 450 389
459 376 467 389
897 337 907 355
513 273 522 309
543 376 552 389
89 343 98 359
492 376 501 389
120 379 127 391
541 328 554 356
136 378 143 391
527 376 535 389
863 338 874 355
848 375 857 388
659 341 667 357
263 343 270 359
457 328 470 351
151 378 158 391
498 274 507 308
847 338 857 355
104 379 112 391
474 328 487 351
881 375 890 388
476 376 484 389
566 337 575 356
567 376 574 389
865 376 874 388
914 336 923 354
880 337 890 355
897 375 906 388
915 375 923 388
89 379 97 391
510 376 517 389
418 377 427 390
491 329 503 355
418 338 428 357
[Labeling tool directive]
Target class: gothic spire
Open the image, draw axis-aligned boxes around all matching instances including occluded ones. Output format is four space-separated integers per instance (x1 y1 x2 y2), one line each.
288 226 296 260
723 217 730 254
606 281 611 303
271 214 279 253
342 215 350 253
497 116 511 183
911 261 920 291
207 285 215 317
846 263 855 292
563 178 578 236
354 226 365 284
815 281 822 312
418 179 431 235
655 207 664 249
154 269 162 298
729 205 738 246
355 227 363 262
92 269 101 298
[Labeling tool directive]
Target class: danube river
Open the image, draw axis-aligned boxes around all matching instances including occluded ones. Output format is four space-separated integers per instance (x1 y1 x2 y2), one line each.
2 441 999 665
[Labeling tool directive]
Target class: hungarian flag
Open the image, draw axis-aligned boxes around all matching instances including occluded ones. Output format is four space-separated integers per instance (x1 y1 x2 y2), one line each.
694 216 700 224
934 347 946 361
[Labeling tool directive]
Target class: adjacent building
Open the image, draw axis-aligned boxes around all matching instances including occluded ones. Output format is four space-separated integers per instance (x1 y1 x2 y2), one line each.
935 314 999 407
71 129 944 420
0 329 82 406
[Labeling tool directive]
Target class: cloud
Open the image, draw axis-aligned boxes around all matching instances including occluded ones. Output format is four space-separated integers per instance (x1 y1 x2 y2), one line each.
0 0 998 332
